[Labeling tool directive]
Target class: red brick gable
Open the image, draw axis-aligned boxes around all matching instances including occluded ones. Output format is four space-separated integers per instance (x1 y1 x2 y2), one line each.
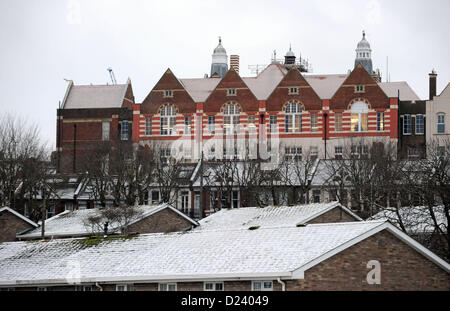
330 64 389 110
204 68 259 113
266 67 322 112
141 69 196 114
121 81 135 110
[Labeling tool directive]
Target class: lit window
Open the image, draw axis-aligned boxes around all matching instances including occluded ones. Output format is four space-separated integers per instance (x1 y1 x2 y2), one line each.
204 282 224 291
223 103 240 135
437 113 445 133
350 101 368 132
208 116 215 134
121 121 129 140
310 113 318 132
334 113 342 132
403 114 411 135
159 283 177 291
252 281 273 291
270 115 277 133
285 101 302 133
164 90 173 97
415 114 424 135
184 116 192 134
102 121 110 141
288 87 299 95
160 106 176 135
377 112 384 131
227 88 236 96
145 117 152 136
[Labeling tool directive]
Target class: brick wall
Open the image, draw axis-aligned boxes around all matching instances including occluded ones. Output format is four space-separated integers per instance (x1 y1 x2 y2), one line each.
0 211 35 243
308 207 358 224
127 208 194 234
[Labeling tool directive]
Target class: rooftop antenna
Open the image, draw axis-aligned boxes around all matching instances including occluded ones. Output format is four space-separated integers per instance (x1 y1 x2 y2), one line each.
107 67 117 85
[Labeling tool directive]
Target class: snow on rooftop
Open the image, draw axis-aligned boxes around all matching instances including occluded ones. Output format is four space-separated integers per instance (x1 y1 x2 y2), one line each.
63 84 128 109
0 221 387 285
378 82 421 101
18 204 173 239
197 202 360 231
180 78 221 102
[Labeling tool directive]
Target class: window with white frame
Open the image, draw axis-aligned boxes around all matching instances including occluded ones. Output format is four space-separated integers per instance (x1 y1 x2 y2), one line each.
120 121 129 140
285 101 302 133
181 191 189 214
227 88 236 96
208 116 215 134
350 101 368 132
355 85 365 93
377 112 384 131
288 87 299 95
335 146 343 159
145 117 152 136
223 103 240 134
310 113 318 132
164 90 173 98
184 116 192 134
334 113 342 132
285 147 302 162
116 284 134 291
159 283 177 291
160 105 176 135
437 113 445 133
204 282 224 291
269 115 277 133
351 145 369 158
252 281 273 291
102 121 110 141
403 114 412 135
415 114 424 135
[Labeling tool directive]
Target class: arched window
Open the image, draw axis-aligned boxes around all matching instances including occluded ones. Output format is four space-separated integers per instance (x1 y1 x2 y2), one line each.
223 103 240 134
285 101 302 133
350 101 368 132
160 105 176 135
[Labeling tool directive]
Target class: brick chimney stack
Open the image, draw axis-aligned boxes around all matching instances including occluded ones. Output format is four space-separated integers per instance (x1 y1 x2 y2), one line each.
429 69 437 100
230 55 240 74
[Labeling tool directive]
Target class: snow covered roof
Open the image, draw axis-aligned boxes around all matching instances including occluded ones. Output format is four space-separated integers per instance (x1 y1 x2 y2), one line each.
378 82 421 101
0 207 38 228
17 204 198 240
1 220 448 286
368 206 447 234
196 202 361 231
180 78 221 102
303 74 349 99
243 64 286 100
62 80 130 109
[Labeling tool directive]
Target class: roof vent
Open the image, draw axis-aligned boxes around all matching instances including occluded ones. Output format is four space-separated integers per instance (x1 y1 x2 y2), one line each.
296 223 307 227
248 225 260 230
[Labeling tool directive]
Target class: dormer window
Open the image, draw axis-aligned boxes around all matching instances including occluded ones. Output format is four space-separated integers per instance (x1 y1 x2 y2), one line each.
164 90 173 98
355 85 365 93
227 88 236 96
288 87 299 95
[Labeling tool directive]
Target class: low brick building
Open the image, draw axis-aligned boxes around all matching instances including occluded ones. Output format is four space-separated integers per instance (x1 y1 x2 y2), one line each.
1 220 448 291
0 207 38 243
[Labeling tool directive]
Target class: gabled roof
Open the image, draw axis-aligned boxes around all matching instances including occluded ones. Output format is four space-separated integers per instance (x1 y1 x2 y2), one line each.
303 74 349 99
0 207 38 228
180 78 221 102
17 204 198 240
243 63 286 100
62 79 131 109
1 220 448 286
196 202 362 231
378 82 420 101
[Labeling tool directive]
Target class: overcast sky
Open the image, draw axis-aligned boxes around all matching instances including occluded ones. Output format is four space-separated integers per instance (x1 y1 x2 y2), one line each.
0 0 449 148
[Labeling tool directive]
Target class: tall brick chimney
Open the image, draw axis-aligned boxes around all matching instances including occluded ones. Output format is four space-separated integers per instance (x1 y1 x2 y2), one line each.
429 69 437 100
230 55 240 74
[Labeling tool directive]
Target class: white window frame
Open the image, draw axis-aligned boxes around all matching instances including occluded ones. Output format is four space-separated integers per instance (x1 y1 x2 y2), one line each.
403 114 412 135
181 191 189 214
288 87 299 95
223 104 240 135
252 281 273 291
310 113 318 132
164 90 173 98
160 106 176 136
158 283 177 291
227 88 236 96
355 85 365 93
204 282 224 291
285 102 302 133
269 115 277 133
350 101 368 132
285 146 302 162
415 114 424 135
116 284 134 291
437 113 445 133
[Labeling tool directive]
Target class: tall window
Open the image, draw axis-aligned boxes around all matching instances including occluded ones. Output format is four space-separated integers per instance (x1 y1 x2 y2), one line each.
248 115 256 129
350 101 368 132
310 113 318 132
285 102 302 133
270 115 277 133
181 191 189 214
145 117 152 136
208 116 215 134
120 121 129 140
437 113 445 133
102 121 110 141
160 148 171 164
223 103 240 135
377 112 384 131
310 146 318 161
415 114 424 135
184 116 192 134
335 146 343 159
160 106 176 135
403 114 411 135
334 113 342 132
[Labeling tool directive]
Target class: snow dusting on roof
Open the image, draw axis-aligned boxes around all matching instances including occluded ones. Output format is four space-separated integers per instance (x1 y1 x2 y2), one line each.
63 84 128 109
0 221 389 285
180 78 221 102
378 82 420 101
303 74 348 99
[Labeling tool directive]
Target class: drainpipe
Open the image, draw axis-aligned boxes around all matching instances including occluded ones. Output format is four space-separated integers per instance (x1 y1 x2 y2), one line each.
323 113 328 160
95 282 103 291
276 277 286 291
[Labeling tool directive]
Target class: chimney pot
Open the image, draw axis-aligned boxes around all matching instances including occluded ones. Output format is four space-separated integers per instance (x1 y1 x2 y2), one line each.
429 70 437 100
